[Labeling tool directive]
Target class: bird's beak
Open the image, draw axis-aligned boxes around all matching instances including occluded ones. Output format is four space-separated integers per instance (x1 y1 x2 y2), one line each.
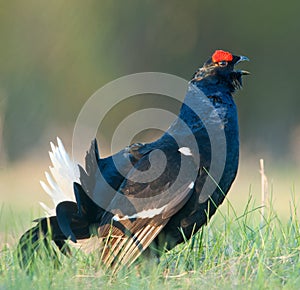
236 55 250 75
241 70 250 75
236 55 250 64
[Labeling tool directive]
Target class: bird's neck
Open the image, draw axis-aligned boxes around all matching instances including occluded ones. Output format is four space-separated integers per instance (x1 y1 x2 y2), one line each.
170 83 235 133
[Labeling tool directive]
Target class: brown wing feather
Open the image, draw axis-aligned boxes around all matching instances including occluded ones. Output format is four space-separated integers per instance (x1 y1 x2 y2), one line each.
96 145 197 272
98 184 193 271
111 224 165 273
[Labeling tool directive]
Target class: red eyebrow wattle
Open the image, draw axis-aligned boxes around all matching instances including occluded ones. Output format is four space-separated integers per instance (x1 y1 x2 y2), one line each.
212 50 233 62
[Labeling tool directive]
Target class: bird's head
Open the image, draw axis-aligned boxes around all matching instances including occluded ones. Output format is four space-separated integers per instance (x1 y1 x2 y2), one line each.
191 50 250 92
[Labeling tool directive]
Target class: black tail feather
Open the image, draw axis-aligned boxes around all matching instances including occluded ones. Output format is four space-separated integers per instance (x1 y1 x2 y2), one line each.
85 139 100 176
77 139 105 219
56 201 79 242
56 200 92 242
17 216 70 270
73 182 104 222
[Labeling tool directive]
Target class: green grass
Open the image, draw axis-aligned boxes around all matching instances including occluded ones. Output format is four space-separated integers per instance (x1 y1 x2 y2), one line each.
1 192 300 290
1 157 300 289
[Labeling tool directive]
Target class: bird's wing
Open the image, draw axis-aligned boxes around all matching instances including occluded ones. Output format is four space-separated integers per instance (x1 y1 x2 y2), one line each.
54 139 148 241
74 140 148 219
97 142 198 272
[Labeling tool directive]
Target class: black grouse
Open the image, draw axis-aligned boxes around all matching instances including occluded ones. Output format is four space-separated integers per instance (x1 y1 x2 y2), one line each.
18 50 249 273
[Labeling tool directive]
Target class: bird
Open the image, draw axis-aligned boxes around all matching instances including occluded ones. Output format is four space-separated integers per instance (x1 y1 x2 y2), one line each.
18 50 249 273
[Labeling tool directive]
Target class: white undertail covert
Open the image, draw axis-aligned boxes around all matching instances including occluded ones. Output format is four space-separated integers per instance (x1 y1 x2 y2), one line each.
39 138 79 215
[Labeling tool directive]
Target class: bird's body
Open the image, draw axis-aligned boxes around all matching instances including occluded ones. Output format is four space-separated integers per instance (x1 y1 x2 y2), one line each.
18 50 249 272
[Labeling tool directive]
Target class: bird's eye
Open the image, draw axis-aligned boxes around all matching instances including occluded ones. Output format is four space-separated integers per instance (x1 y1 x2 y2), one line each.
218 61 228 67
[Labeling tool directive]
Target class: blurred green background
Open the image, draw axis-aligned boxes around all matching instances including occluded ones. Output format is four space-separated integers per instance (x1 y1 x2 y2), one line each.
1 1 300 221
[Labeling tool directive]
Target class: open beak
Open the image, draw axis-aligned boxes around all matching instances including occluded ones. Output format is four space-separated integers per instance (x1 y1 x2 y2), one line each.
236 55 250 75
